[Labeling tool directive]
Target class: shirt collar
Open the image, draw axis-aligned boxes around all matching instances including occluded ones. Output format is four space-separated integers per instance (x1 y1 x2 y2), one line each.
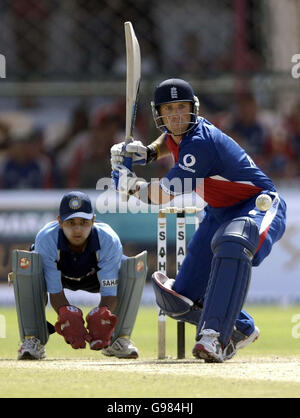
58 226 100 253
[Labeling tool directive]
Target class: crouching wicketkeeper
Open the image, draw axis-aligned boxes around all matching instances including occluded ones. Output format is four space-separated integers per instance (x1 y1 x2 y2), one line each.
9 191 147 360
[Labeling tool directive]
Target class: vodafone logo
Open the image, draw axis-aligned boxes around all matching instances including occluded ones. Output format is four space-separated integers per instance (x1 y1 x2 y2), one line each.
183 154 196 167
19 257 31 269
179 154 196 173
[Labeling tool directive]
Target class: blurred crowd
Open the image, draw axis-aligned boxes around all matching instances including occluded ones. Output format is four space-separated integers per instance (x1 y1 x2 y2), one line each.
0 0 265 79
2 1 296 190
0 92 300 190
215 93 300 181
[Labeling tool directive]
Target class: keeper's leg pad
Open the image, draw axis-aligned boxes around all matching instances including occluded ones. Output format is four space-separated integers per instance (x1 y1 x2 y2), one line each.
152 272 202 326
11 250 49 345
112 251 148 341
197 217 259 345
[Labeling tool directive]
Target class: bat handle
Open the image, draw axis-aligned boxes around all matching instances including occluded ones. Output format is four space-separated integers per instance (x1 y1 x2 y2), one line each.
119 137 133 202
123 155 132 171
123 137 133 171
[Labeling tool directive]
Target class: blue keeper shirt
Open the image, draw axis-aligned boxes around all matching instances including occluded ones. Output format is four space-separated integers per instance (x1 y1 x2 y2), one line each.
34 221 123 296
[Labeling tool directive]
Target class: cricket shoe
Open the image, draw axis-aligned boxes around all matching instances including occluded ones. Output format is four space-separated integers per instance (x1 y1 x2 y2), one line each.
18 337 46 360
192 329 224 363
223 326 260 361
102 337 139 359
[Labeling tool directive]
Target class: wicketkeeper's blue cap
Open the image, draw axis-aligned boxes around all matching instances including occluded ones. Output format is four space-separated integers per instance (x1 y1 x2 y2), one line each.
59 191 94 222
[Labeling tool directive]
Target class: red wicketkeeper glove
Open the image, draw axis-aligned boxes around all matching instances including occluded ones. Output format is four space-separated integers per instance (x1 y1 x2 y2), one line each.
86 306 118 350
55 305 91 349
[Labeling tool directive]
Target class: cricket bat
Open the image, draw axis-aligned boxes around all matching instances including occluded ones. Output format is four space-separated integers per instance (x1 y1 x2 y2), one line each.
123 21 141 169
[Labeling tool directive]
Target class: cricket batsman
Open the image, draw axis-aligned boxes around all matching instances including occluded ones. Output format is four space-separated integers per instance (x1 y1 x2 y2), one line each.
11 191 147 360
110 78 287 362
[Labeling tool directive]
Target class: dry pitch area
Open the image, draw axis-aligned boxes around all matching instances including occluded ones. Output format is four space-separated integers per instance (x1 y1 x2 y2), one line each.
0 356 300 398
1 356 300 382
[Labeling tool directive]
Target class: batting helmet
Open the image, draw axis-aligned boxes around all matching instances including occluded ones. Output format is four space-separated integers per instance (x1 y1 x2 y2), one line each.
151 79 200 134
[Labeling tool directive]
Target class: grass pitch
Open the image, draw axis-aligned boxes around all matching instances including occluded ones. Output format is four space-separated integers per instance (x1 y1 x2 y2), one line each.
0 305 300 398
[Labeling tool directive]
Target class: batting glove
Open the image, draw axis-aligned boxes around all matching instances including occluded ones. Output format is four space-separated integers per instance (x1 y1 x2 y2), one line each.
111 164 140 195
111 140 150 170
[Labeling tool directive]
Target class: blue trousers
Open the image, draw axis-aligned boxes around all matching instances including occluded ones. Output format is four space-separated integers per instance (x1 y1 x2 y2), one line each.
173 191 286 336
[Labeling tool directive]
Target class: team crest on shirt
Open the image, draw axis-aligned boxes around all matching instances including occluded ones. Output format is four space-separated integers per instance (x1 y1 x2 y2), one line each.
69 197 82 210
179 154 196 173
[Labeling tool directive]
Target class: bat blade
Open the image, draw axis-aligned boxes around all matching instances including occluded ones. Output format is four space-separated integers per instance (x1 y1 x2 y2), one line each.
124 21 141 144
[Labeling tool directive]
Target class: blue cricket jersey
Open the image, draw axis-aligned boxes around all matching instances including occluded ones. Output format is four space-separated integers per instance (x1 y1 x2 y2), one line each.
161 117 276 207
34 221 123 296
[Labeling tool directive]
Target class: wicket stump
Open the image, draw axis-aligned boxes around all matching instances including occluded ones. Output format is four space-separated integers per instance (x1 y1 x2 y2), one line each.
157 206 199 359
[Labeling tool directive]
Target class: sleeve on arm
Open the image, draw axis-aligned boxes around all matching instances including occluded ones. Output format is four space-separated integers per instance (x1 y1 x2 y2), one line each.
97 230 123 297
34 232 62 294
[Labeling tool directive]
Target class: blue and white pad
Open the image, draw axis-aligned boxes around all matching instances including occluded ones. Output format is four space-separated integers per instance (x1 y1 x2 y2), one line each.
197 216 259 345
11 250 49 345
152 272 202 325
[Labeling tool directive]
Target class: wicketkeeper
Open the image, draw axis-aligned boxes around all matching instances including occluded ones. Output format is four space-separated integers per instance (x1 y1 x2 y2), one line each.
11 191 147 360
